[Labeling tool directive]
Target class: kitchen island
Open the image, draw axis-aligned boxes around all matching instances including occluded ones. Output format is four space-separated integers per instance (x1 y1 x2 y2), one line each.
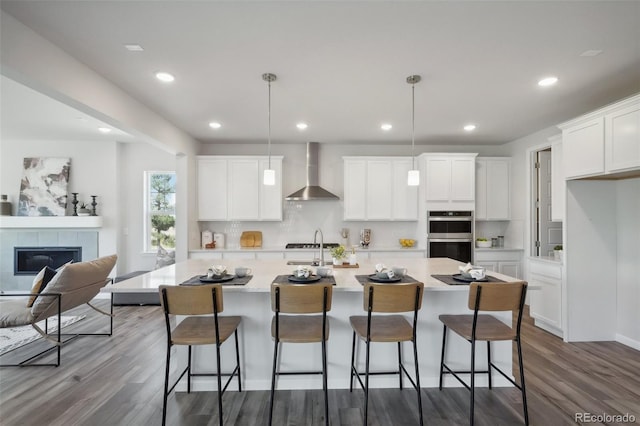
104 257 520 391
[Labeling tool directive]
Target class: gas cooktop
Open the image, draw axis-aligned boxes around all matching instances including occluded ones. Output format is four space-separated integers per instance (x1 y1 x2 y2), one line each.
285 243 340 249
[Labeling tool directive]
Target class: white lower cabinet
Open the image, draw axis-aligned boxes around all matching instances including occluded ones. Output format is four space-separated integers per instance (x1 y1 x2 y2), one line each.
474 249 523 279
528 258 563 337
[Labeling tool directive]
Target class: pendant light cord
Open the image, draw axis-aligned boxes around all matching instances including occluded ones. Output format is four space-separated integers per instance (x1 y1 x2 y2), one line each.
411 81 415 170
267 79 272 169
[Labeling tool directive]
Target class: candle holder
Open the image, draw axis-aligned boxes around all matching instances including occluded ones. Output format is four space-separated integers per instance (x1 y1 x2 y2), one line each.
71 193 79 216
90 195 98 216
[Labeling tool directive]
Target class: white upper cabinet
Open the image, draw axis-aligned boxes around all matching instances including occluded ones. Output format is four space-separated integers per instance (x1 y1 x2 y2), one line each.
197 156 283 221
343 157 418 221
422 153 477 209
560 94 640 180
476 157 510 220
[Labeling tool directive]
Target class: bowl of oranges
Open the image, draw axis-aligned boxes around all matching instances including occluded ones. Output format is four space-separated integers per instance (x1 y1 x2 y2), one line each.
399 238 416 248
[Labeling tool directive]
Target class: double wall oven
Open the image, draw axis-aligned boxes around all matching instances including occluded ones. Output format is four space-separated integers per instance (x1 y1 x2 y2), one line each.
427 210 473 263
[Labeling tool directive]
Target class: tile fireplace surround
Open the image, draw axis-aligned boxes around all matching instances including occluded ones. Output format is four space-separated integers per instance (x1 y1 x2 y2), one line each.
0 217 101 291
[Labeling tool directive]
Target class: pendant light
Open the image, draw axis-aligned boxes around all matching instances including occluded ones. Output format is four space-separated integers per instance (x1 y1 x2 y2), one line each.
407 75 421 186
263 73 277 185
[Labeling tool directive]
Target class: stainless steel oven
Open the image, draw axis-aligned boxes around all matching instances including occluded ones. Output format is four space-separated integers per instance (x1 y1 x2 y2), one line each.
427 210 473 263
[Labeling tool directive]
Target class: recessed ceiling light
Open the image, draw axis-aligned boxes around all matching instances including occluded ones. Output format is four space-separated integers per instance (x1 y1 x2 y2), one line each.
538 76 558 87
580 50 603 57
124 44 144 51
209 122 222 129
98 127 112 134
296 123 308 130
381 123 392 131
155 72 175 83
464 124 476 132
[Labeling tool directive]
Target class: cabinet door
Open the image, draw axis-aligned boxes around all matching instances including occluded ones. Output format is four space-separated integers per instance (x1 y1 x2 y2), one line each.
197 158 227 220
498 261 520 279
475 159 488 220
475 261 498 273
551 137 565 222
344 159 367 220
563 117 604 179
228 159 260 220
366 160 393 220
605 102 640 173
391 159 418 220
259 158 283 220
529 271 561 330
485 159 509 219
450 157 475 201
425 157 451 201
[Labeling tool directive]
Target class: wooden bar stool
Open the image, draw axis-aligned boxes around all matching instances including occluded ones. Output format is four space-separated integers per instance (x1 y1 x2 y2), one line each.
438 281 529 425
159 284 242 426
349 282 424 426
269 283 333 426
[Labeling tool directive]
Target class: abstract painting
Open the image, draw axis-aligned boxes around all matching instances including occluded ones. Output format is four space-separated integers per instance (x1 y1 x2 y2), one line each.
18 157 71 216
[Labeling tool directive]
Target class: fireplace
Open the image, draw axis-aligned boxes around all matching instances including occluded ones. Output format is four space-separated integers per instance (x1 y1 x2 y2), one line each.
14 247 82 275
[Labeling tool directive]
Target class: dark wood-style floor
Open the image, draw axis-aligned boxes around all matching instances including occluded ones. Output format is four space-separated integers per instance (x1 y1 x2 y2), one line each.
1 301 639 426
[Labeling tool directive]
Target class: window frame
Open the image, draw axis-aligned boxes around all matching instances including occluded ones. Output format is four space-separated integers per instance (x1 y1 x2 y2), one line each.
143 171 177 253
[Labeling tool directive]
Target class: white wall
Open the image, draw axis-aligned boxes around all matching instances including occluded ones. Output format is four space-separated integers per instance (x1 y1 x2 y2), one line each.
0 138 118 261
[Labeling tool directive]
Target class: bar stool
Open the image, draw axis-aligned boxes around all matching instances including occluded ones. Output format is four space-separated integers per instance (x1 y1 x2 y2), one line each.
438 281 529 426
159 284 242 426
349 282 424 426
269 283 333 426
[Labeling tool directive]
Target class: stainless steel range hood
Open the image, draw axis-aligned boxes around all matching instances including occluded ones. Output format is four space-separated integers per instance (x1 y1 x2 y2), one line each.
285 142 340 201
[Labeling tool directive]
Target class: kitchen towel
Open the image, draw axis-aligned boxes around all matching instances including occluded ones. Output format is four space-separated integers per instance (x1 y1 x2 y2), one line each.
180 275 252 286
272 275 336 286
355 275 419 285
431 274 505 286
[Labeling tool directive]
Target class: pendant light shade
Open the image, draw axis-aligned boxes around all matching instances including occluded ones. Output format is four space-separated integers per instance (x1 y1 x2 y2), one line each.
263 73 277 185
407 75 421 186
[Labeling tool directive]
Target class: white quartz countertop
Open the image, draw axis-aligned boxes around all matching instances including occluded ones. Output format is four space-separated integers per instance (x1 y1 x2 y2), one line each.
474 247 524 252
105 257 519 294
189 246 424 253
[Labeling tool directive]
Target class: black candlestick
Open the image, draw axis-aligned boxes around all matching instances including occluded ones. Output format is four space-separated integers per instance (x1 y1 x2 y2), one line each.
71 193 79 216
90 195 98 216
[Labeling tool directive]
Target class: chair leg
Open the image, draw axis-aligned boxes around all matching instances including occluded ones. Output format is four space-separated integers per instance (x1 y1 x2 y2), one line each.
216 343 223 426
162 342 171 426
470 339 476 426
187 345 192 393
364 338 371 426
413 339 423 426
398 342 403 390
268 340 279 426
516 337 529 425
234 329 242 392
487 341 492 390
350 331 356 392
439 325 447 390
322 338 329 426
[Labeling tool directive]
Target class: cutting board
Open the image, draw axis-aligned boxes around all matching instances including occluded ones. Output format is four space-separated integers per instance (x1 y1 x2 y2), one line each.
240 231 262 247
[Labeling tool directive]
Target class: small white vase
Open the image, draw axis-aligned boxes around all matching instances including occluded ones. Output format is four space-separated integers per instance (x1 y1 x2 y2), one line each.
333 257 342 266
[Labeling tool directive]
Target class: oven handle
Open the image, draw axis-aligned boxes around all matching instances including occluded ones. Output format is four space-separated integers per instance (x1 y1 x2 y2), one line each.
427 217 473 221
428 238 473 242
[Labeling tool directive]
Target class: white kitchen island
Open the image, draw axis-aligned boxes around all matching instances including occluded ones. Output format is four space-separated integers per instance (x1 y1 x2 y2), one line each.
104 257 520 391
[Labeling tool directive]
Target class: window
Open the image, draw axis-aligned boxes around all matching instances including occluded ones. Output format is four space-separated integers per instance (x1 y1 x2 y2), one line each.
144 171 176 252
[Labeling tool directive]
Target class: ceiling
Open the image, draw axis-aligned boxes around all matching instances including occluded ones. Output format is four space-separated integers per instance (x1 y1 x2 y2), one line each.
1 1 640 146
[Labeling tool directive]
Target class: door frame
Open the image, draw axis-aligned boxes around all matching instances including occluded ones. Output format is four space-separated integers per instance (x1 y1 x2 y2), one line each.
525 141 554 258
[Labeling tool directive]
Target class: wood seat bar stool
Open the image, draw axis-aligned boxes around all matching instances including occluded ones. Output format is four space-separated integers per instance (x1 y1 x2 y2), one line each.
159 284 242 426
438 281 529 426
268 282 333 426
349 282 424 426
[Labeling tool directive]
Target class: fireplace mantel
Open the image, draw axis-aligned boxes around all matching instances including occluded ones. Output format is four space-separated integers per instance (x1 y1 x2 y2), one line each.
0 216 103 229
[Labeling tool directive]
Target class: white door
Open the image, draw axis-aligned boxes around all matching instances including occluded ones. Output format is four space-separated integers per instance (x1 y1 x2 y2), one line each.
537 150 562 256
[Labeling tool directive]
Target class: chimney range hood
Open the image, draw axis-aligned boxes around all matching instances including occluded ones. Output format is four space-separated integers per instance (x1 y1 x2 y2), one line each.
285 142 340 201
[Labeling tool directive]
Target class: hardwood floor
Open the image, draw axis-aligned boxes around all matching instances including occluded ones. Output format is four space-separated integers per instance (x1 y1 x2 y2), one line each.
1 302 638 425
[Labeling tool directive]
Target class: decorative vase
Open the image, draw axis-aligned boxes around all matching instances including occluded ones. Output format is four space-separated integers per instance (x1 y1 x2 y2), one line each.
0 194 11 216
333 257 343 266
553 250 563 262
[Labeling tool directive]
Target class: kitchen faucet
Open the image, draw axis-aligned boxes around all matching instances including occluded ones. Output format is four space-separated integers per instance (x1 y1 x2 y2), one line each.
313 228 324 266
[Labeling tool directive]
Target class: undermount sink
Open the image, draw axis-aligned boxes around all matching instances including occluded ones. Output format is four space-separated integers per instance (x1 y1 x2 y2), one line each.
286 260 320 266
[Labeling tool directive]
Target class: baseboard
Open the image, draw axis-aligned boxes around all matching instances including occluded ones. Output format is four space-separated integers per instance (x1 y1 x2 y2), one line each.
533 319 563 338
615 334 640 351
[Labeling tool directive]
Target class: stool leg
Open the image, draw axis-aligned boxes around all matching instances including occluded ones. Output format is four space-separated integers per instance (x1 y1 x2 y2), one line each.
216 342 223 426
470 339 476 426
398 342 403 390
487 341 492 390
322 337 329 426
439 325 447 390
350 331 356 392
413 338 423 426
364 338 371 426
268 340 279 426
516 337 529 425
187 345 192 393
235 329 242 392
162 342 171 426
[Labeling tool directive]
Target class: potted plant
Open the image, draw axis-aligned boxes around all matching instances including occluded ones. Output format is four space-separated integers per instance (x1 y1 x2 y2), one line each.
476 237 492 248
329 245 346 265
553 245 563 262
78 203 91 216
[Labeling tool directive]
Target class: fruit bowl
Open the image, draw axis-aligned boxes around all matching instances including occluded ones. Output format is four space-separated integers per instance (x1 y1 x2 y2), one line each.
399 238 416 248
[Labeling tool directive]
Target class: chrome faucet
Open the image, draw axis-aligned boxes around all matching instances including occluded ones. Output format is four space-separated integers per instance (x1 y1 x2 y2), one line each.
313 228 324 266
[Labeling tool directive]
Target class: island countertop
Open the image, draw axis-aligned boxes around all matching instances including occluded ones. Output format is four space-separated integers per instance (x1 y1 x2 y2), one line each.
104 257 518 294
